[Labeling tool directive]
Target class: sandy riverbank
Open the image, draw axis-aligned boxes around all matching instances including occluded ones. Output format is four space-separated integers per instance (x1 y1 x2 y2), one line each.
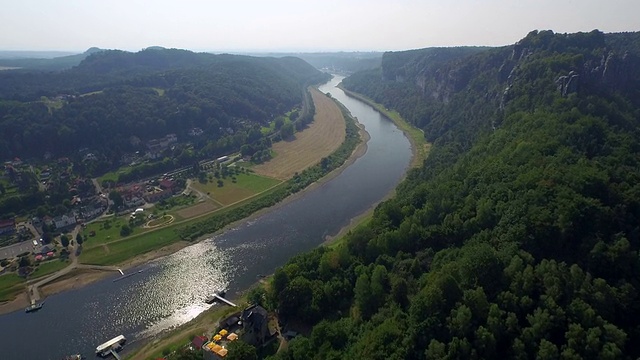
0 241 191 315
0 95 370 317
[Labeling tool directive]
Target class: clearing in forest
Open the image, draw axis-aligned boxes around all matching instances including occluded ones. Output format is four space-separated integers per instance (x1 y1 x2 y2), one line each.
253 88 346 180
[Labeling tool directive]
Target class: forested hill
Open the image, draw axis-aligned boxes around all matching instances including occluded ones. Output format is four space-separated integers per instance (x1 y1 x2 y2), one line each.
0 48 328 163
264 30 640 359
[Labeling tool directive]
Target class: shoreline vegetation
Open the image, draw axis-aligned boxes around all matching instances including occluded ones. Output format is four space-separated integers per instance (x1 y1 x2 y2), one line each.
0 84 362 315
337 83 430 168
124 85 427 359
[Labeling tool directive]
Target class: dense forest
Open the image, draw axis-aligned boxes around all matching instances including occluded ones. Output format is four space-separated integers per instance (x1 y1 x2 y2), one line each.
0 48 329 164
261 30 640 359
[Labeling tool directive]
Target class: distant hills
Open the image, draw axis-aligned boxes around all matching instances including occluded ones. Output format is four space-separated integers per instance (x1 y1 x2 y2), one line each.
0 47 105 71
0 46 383 73
0 50 77 59
0 47 328 165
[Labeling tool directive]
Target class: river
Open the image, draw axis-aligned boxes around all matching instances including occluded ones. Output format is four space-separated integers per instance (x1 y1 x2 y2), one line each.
0 75 412 360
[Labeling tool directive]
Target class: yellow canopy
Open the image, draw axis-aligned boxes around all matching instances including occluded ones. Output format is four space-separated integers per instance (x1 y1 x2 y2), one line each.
213 334 222 341
219 329 228 336
218 348 228 357
227 333 238 341
211 344 223 352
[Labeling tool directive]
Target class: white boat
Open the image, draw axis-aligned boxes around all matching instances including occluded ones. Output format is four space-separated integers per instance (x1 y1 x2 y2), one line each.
95 335 126 356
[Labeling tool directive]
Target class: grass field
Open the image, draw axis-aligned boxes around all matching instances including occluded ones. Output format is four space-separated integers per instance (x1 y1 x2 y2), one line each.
254 88 346 180
192 173 281 206
0 273 25 302
30 259 70 279
98 166 133 184
79 181 289 266
147 215 173 227
79 225 179 265
82 218 142 248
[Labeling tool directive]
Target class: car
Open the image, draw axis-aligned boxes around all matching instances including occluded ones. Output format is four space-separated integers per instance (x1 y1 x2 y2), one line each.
32 240 38 246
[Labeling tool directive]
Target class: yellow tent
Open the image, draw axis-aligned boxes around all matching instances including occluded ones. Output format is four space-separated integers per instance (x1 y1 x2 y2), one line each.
213 334 222 341
218 348 228 357
219 329 228 336
227 333 238 341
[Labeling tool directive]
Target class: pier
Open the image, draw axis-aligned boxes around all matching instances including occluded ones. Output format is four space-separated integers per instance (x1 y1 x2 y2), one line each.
205 292 237 307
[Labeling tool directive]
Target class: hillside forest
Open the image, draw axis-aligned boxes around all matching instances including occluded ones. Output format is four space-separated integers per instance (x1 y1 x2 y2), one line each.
0 49 328 217
260 30 640 359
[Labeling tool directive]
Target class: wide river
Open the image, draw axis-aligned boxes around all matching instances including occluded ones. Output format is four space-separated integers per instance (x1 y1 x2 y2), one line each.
0 75 412 360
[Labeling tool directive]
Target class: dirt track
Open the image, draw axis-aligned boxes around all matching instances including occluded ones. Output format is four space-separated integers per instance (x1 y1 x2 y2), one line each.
253 88 346 180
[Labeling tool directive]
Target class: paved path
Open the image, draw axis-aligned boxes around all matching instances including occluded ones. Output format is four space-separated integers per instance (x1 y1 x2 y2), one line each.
26 225 120 303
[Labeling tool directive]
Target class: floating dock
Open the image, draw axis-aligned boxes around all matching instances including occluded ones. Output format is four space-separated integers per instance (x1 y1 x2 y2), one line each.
113 269 144 282
205 291 236 307
96 334 126 357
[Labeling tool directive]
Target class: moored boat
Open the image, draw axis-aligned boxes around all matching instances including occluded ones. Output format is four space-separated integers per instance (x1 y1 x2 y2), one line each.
25 302 44 313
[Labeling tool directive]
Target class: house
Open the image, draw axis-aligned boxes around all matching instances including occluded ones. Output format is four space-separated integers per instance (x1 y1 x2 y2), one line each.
240 305 272 346
159 179 176 192
0 218 16 235
78 205 104 221
43 216 54 227
144 188 172 203
53 213 76 229
191 335 208 350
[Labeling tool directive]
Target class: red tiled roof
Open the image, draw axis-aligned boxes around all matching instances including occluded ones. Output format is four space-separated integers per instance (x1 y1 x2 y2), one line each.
191 335 208 349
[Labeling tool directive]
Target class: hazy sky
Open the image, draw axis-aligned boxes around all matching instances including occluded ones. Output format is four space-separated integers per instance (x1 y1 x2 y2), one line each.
1 0 638 52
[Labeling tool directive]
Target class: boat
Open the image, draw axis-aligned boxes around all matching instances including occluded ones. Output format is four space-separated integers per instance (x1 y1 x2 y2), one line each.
96 334 126 357
63 355 82 360
25 302 44 313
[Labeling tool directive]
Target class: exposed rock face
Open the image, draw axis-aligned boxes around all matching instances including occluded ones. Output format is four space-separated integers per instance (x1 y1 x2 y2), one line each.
581 50 638 93
556 71 580 97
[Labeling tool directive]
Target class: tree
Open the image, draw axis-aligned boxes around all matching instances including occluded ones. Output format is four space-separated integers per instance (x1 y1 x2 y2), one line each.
109 190 123 209
41 232 53 244
120 224 132 237
60 234 70 248
274 116 285 130
247 286 266 307
280 122 294 139
75 233 83 245
226 340 257 360
19 255 31 268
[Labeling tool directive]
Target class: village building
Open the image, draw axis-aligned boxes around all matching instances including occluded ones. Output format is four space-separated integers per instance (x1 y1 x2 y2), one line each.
53 213 76 229
145 134 177 159
239 305 272 347
0 218 16 235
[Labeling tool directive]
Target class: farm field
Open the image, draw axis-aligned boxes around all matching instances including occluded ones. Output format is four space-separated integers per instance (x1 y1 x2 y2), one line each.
191 172 281 206
253 88 346 180
176 202 218 219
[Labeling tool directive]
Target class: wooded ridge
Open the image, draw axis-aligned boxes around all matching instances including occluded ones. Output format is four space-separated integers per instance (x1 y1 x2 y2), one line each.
262 30 640 359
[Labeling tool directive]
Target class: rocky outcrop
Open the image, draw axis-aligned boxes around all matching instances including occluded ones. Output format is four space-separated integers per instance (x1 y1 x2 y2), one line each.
556 71 580 97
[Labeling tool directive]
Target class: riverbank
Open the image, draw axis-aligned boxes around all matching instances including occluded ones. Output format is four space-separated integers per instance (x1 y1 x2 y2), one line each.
338 84 430 168
0 85 366 316
127 82 423 359
0 241 191 315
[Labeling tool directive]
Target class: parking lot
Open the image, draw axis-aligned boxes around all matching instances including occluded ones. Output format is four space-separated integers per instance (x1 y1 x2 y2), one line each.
0 240 35 260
